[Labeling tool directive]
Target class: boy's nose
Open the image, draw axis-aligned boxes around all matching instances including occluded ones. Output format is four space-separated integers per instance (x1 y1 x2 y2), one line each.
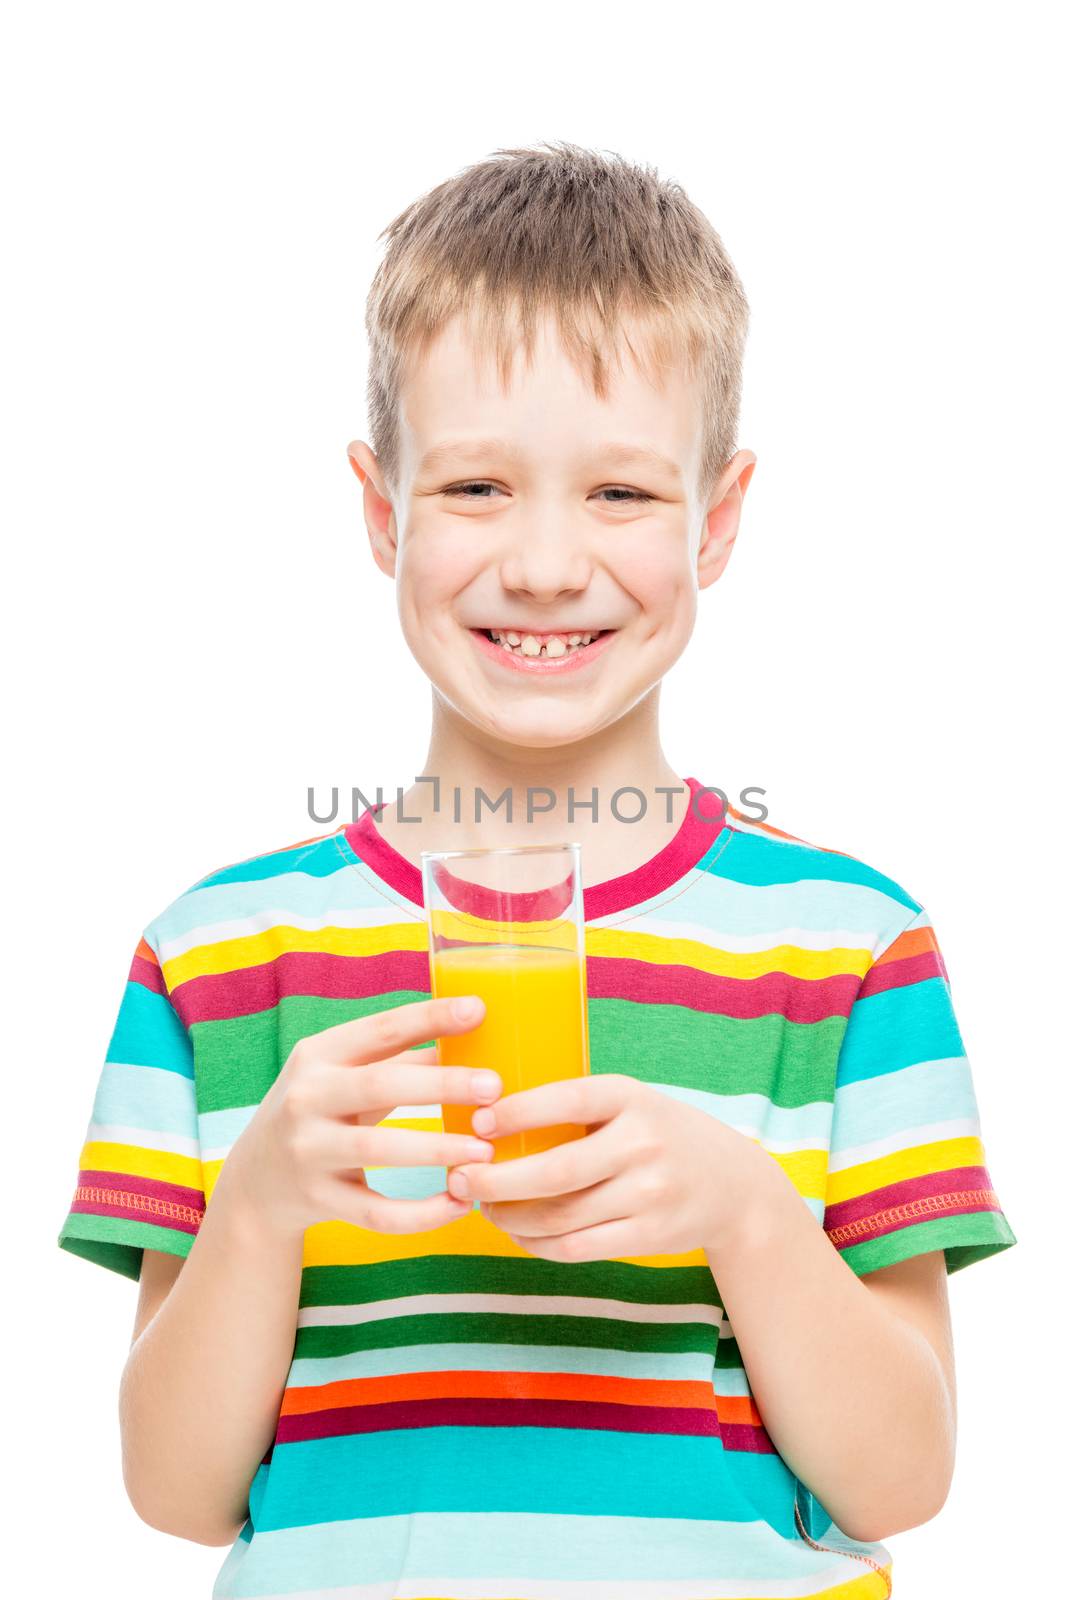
498 531 594 601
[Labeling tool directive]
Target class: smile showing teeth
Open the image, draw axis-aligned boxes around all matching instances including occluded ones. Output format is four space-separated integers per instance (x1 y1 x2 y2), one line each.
484 629 602 657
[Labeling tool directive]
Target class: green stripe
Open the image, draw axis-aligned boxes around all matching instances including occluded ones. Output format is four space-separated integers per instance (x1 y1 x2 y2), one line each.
191 992 430 1112
839 1211 1018 1277
299 1255 720 1309
591 1000 844 1102
58 1213 195 1281
192 991 845 1113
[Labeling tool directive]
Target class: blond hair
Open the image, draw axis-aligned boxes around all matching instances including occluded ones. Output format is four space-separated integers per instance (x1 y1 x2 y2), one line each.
364 141 750 503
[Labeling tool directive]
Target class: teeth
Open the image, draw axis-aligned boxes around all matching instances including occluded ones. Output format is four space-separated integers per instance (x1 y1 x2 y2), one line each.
485 628 603 657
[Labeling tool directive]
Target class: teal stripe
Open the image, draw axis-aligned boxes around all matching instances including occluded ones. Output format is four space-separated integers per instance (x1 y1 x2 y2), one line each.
106 982 193 1078
836 977 963 1084
253 1427 791 1533
709 831 920 908
195 834 348 889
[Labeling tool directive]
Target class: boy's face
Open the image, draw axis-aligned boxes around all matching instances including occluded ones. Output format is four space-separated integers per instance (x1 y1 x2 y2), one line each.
349 312 754 752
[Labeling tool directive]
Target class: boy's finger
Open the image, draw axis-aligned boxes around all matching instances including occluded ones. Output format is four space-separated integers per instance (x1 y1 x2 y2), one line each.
472 1072 616 1138
328 1182 473 1235
450 1121 614 1204
317 1061 503 1115
305 996 487 1067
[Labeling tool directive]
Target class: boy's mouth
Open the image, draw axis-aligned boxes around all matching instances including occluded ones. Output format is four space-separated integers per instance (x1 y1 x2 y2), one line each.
468 626 617 672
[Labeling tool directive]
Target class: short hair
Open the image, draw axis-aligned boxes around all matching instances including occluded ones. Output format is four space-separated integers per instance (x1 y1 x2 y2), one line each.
364 140 749 504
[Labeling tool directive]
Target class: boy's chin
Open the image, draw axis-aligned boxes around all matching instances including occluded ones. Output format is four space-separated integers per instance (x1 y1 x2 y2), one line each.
439 693 610 750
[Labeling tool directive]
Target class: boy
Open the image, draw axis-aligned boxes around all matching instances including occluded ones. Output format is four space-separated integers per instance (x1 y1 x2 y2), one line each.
59 141 1016 1599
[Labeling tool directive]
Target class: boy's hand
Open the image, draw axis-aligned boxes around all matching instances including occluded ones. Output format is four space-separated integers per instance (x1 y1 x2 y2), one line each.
446 1074 767 1262
217 997 501 1241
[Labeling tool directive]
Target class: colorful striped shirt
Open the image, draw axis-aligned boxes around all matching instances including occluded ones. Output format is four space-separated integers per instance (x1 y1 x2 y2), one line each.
58 778 1017 1599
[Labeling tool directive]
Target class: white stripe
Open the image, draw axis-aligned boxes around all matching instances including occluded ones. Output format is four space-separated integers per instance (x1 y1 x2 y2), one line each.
296 1291 725 1331
871 907 928 962
603 915 883 956
287 1345 715 1389
87 1121 200 1161
155 905 886 965
828 1115 980 1172
155 903 415 963
202 1095 836 1163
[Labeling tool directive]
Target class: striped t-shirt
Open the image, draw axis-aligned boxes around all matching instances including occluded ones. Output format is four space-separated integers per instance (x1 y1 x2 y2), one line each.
58 778 1016 1600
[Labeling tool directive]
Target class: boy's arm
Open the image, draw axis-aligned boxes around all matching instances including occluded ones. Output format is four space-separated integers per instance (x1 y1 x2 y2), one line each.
131 1250 184 1345
119 1164 305 1547
706 1150 957 1545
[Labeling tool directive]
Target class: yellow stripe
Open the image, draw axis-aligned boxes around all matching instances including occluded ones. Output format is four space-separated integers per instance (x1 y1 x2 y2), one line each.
163 918 869 988
380 1569 891 1600
298 1210 713 1269
163 921 426 987
826 1134 986 1206
81 1140 203 1192
775 1145 828 1198
293 1141 824 1269
587 928 870 982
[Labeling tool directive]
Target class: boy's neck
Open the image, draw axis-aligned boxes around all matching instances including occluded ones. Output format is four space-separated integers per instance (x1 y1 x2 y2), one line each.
369 700 698 889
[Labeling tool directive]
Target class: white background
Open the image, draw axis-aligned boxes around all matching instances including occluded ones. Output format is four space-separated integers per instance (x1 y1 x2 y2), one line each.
5 2 1062 1594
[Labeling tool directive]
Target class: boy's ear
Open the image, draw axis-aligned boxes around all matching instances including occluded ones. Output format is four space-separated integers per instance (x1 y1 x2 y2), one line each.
697 451 757 589
347 440 398 578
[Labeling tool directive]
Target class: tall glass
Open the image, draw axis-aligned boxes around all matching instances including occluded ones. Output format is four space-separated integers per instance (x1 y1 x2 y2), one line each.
421 841 590 1165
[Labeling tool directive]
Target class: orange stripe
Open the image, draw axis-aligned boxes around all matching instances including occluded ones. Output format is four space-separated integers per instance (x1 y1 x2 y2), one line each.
280 1367 762 1426
133 936 160 967
872 922 938 967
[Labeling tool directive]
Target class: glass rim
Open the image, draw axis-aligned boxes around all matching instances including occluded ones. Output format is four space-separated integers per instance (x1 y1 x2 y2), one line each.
420 841 582 862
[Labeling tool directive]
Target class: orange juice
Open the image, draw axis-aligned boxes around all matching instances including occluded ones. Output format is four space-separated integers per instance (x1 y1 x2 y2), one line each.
430 941 590 1163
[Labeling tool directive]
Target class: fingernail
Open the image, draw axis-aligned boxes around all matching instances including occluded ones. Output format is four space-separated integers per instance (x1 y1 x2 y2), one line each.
472 1073 500 1100
449 1171 470 1198
452 996 483 1021
472 1106 496 1134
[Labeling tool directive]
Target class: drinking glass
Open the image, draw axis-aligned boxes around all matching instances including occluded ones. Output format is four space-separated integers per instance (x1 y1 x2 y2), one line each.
421 841 591 1166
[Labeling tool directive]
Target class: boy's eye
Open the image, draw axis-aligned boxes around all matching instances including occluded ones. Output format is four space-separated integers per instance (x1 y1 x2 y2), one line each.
442 481 503 499
441 481 653 504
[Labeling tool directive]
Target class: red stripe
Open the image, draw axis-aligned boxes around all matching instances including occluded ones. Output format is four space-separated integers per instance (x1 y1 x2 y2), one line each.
857 949 944 1000
169 946 862 1027
274 1394 781 1451
170 949 430 1025
130 952 168 996
825 1163 991 1229
75 1171 206 1216
71 1168 205 1233
588 956 859 1022
340 777 727 919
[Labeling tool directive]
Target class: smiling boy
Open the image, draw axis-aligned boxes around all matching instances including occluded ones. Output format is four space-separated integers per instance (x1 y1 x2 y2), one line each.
59 142 1016 1600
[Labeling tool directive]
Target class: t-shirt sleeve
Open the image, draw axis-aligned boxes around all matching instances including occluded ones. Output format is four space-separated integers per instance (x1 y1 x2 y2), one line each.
57 934 206 1282
822 906 1017 1277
